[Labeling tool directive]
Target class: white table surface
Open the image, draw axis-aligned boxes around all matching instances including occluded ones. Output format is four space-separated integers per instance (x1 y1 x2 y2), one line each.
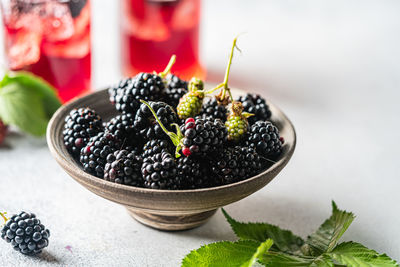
1 0 400 266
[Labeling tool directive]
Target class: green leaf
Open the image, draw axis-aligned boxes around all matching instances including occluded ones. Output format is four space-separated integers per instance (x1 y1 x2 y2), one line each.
260 252 334 267
327 242 399 267
2 71 61 118
0 83 48 136
181 239 273 267
222 209 304 254
305 201 355 255
0 71 61 136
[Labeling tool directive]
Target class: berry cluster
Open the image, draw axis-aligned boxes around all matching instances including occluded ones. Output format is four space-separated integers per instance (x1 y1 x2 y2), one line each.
64 40 285 190
1 212 50 255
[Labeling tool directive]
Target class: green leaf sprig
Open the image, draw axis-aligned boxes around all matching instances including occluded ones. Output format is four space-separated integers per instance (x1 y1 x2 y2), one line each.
182 201 398 267
0 71 62 136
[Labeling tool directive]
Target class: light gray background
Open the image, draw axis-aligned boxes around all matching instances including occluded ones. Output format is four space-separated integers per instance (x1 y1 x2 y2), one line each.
1 0 400 266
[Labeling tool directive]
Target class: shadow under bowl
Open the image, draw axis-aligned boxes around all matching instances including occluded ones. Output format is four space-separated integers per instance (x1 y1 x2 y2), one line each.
47 88 296 231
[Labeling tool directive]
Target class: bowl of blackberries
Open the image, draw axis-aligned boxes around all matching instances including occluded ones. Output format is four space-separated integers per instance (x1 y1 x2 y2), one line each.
47 39 296 231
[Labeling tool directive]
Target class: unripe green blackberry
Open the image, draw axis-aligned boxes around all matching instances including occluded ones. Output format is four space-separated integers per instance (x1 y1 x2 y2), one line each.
225 102 251 142
177 77 204 120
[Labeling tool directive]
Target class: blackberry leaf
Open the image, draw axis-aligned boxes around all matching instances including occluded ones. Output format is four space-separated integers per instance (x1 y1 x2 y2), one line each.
182 239 273 267
327 242 398 267
222 209 304 254
305 201 355 255
260 252 333 267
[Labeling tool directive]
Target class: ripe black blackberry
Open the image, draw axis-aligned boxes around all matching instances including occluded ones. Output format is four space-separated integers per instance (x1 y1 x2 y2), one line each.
134 101 178 141
209 146 262 185
237 94 271 125
141 151 177 189
142 139 173 158
109 73 164 114
245 121 283 158
180 117 227 157
106 113 141 146
63 108 103 157
163 74 188 108
176 157 212 189
1 212 50 255
199 98 228 121
104 150 143 186
80 132 121 178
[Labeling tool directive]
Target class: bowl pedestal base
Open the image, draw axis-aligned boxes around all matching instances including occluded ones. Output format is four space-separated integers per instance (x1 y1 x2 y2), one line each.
127 207 218 231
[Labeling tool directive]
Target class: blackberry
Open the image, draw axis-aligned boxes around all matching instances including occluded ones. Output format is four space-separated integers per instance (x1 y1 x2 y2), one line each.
141 151 177 189
237 94 271 125
134 101 178 141
245 121 283 158
1 212 50 255
209 146 262 185
180 117 227 157
199 98 227 121
110 73 164 114
225 101 250 142
142 139 173 158
177 78 205 119
104 150 143 186
68 0 87 18
166 74 188 91
106 113 140 146
176 157 211 189
80 132 121 178
63 108 103 157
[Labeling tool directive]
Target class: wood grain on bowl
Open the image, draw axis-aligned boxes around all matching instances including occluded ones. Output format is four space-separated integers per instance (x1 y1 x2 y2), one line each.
47 87 296 231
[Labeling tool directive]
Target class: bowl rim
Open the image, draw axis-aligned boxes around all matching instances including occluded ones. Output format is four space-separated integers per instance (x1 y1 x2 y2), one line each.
47 88 296 195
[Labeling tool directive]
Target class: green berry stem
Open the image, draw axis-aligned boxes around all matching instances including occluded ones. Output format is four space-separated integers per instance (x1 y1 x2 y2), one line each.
0 211 8 225
139 100 183 157
159 55 176 78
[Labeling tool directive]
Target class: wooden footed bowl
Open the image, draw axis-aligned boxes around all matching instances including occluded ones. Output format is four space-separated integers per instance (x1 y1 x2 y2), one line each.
47 88 296 231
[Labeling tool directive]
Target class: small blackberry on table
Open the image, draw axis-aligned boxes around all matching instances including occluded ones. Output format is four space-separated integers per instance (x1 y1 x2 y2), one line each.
237 94 271 125
245 121 283 158
209 146 262 185
104 150 143 186
63 108 103 157
1 212 50 255
141 151 178 189
134 101 178 141
80 132 121 178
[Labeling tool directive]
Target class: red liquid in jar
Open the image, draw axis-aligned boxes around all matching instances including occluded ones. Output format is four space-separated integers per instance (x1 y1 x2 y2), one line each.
1 0 91 103
121 0 204 80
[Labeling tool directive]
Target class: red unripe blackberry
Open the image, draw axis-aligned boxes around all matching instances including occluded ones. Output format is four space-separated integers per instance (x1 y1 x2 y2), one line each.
134 101 178 141
237 94 271 125
141 151 178 189
1 212 50 255
245 121 283 158
80 132 121 178
104 150 143 186
63 108 103 157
